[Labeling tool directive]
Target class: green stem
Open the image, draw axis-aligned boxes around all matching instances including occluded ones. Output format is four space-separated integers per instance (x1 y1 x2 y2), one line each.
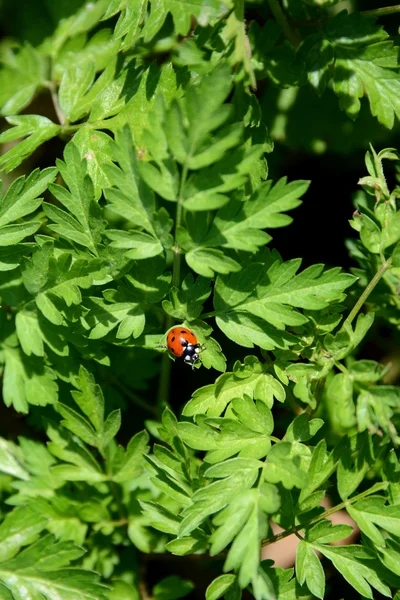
261 482 388 548
267 0 301 47
334 361 349 375
343 259 392 328
294 4 400 28
305 377 326 419
361 4 400 17
156 164 189 414
172 163 188 288
61 124 84 134
44 81 66 127
234 0 256 89
201 310 218 320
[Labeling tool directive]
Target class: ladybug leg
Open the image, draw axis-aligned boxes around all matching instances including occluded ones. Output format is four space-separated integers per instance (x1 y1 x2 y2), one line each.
156 335 168 351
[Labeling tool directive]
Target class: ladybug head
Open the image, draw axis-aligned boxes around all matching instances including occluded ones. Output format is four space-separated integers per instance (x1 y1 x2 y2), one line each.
183 343 200 370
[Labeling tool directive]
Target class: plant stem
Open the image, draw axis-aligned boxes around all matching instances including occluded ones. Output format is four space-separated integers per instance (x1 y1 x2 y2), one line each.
233 0 256 89
343 259 392 328
267 0 301 47
156 164 189 414
261 481 388 548
44 81 66 127
305 377 326 419
294 4 400 28
172 163 188 289
201 310 218 320
361 4 400 17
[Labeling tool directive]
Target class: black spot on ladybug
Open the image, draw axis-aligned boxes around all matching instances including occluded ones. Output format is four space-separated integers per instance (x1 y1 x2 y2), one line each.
171 336 175 342
180 330 186 333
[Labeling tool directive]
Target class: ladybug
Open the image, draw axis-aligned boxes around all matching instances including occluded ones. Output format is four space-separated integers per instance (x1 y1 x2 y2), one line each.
167 327 201 369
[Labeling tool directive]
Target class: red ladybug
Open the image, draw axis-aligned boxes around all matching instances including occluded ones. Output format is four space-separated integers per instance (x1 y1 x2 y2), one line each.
167 327 201 369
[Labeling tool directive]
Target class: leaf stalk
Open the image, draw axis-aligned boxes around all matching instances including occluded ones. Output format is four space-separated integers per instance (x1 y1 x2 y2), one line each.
156 163 189 412
261 481 388 548
344 259 392 328
267 0 301 47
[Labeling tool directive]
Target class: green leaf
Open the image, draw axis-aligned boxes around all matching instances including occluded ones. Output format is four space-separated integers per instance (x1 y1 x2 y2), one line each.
200 335 227 373
112 430 149 482
0 534 109 599
124 256 171 305
57 403 98 446
0 167 57 227
140 0 229 42
183 191 229 212
296 541 325 599
298 34 334 95
315 544 391 598
103 127 172 251
0 506 48 562
0 44 46 115
152 575 194 600
2 347 58 413
179 465 259 536
83 296 145 339
15 310 44 357
31 253 101 324
162 274 211 321
325 372 356 429
0 244 33 271
59 62 96 122
326 12 400 128
0 438 29 480
214 250 354 350
183 356 284 417
268 567 312 600
102 410 121 447
45 142 103 255
0 221 41 246
306 520 353 544
264 443 308 490
73 128 114 200
139 501 181 535
53 29 119 83
202 178 309 251
206 574 236 600
349 359 387 382
106 229 163 259
178 406 271 464
222 495 266 588
186 247 241 278
209 488 256 555
110 0 147 49
347 496 400 546
284 414 323 442
376 538 400 577
0 115 61 172
41 0 109 56
337 434 376 500
165 533 208 556
109 580 140 600
70 365 104 432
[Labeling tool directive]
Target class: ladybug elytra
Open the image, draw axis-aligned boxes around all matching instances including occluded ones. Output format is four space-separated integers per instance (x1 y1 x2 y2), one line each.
167 327 201 369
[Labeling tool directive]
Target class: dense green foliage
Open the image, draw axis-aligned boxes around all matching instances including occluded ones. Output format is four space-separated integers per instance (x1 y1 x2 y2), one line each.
1 0 400 598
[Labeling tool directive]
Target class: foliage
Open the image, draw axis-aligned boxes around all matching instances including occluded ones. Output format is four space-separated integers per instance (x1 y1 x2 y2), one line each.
1 0 400 598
